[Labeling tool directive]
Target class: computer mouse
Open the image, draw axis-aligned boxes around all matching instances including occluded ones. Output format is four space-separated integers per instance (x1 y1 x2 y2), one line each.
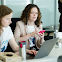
57 55 62 62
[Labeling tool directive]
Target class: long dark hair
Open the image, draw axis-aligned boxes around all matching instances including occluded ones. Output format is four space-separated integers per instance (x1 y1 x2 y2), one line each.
20 4 42 27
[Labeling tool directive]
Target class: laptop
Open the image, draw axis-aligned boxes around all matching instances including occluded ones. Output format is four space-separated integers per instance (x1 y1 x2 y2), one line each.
27 38 58 59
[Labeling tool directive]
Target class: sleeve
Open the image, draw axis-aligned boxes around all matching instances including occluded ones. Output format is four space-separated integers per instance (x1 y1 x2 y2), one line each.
8 26 14 40
14 22 22 43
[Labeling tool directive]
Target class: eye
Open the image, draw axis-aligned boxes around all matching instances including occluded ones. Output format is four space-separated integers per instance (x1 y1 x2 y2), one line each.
6 18 11 20
30 12 38 14
30 12 34 14
36 12 38 14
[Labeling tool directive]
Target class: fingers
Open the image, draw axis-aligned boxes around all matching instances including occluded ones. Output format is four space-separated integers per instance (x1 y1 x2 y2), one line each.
0 52 2 55
29 51 34 54
39 33 44 37
15 51 19 55
30 50 37 55
37 32 44 38
27 49 37 55
33 51 37 55
27 50 34 54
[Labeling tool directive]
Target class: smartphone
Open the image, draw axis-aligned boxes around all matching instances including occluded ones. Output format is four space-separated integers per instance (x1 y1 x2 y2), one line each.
39 30 45 34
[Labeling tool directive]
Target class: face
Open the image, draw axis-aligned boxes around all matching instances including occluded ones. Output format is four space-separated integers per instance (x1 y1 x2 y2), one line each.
29 7 38 22
1 13 12 27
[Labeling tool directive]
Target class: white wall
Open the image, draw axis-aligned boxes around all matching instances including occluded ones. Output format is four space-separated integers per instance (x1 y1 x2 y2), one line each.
0 0 1 5
6 0 31 18
34 0 60 28
0 0 60 29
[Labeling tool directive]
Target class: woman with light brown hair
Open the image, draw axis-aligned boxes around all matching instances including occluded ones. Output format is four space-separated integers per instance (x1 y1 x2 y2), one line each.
14 4 45 53
0 5 37 55
0 5 17 52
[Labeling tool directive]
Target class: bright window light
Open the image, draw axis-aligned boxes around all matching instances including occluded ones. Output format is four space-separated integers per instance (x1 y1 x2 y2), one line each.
26 0 30 5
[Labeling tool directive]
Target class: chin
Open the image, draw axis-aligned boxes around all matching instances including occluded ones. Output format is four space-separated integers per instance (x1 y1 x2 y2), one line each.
4 25 8 27
33 19 36 22
33 18 37 21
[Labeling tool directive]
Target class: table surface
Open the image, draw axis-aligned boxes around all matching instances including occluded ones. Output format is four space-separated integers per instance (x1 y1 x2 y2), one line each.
0 40 62 62
21 44 62 62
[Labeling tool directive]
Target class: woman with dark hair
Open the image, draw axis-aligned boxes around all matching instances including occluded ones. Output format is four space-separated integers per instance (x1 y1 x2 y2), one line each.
14 4 45 55
58 0 62 32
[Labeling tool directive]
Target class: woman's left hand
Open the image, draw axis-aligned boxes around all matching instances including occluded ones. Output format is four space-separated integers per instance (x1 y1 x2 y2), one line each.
36 32 44 38
35 28 44 38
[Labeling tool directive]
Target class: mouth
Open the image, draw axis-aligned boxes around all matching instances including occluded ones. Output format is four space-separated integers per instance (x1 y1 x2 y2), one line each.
33 17 36 19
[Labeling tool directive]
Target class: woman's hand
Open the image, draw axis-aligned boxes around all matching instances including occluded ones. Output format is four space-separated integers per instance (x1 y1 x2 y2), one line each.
26 49 37 55
15 49 38 56
0 52 3 55
36 32 44 39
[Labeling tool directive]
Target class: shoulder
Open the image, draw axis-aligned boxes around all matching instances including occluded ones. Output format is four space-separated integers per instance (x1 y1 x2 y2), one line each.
7 26 13 32
4 26 13 37
16 21 24 26
5 26 11 30
8 26 11 29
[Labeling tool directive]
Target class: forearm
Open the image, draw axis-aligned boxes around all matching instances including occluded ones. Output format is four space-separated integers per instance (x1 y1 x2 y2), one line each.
9 37 19 52
15 49 30 55
14 33 31 42
19 32 35 41
20 34 31 41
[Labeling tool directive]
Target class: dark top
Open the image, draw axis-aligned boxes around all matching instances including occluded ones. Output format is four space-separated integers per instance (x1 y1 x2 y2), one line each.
58 0 62 14
58 0 62 23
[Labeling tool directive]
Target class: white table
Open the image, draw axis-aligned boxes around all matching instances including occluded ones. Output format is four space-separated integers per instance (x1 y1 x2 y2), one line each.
22 45 62 62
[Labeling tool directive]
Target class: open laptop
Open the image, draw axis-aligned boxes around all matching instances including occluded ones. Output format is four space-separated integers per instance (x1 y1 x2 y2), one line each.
27 38 58 59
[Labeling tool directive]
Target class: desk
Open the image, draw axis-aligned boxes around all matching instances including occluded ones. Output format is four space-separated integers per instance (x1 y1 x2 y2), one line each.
23 45 62 62
0 42 62 62
44 28 54 40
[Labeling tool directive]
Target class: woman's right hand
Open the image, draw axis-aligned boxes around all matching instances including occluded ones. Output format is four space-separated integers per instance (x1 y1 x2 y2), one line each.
0 52 3 55
26 49 37 55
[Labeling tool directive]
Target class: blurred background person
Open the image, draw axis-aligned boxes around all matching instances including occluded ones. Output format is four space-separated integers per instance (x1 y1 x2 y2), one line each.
58 0 62 32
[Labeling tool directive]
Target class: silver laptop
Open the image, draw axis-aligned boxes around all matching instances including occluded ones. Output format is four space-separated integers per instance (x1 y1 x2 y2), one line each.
27 38 58 59
34 38 58 59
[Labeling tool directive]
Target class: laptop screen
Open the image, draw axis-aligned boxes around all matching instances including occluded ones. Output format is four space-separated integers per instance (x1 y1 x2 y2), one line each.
34 38 58 59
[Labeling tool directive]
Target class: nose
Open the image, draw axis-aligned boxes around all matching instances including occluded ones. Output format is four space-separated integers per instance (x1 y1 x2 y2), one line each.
34 13 36 16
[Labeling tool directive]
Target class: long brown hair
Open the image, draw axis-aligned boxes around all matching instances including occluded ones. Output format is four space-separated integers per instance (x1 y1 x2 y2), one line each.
0 5 13 35
20 4 42 27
